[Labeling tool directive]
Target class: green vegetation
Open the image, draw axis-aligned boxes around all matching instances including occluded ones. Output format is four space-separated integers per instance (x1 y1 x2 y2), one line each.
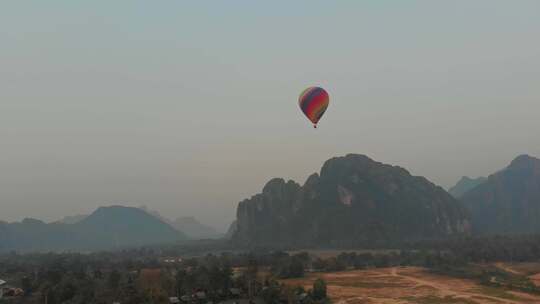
3 233 540 303
0 250 330 304
312 278 326 300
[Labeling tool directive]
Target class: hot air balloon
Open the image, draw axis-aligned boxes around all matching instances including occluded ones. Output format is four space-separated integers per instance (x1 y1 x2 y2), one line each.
298 86 329 128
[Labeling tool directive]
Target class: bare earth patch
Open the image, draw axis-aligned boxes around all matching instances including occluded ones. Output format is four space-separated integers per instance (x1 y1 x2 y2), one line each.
493 262 540 288
495 263 540 276
529 273 540 287
281 267 540 304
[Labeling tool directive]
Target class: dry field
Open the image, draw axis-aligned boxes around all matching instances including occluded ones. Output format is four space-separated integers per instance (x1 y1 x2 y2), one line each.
530 274 540 288
494 262 540 288
282 267 540 304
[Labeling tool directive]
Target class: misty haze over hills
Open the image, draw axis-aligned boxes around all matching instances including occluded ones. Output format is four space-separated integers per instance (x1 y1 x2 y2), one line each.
56 206 223 240
0 206 186 252
462 154 540 235
138 205 222 239
1 153 539 252
448 176 487 198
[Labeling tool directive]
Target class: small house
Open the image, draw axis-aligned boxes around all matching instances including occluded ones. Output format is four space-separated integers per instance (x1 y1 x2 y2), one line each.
229 288 241 298
195 291 207 300
297 293 309 303
0 280 6 299
180 295 191 302
1 287 23 298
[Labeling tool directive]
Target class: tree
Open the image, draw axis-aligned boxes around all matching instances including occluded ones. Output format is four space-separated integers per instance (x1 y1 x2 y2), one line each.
312 258 327 271
312 278 327 300
221 261 233 291
209 265 222 293
246 255 259 300
261 280 281 304
119 276 142 304
160 271 176 297
42 285 58 304
93 269 103 279
288 257 305 278
21 276 32 296
58 281 77 302
108 270 122 291
176 268 187 295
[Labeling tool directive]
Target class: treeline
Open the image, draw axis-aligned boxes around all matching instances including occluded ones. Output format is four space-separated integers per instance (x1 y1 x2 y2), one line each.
413 234 540 263
0 247 519 303
0 250 330 304
2 234 540 303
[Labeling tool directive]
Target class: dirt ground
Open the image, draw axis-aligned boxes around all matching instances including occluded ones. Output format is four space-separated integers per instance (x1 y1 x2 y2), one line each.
282 267 540 304
529 273 540 288
494 263 540 276
494 262 540 288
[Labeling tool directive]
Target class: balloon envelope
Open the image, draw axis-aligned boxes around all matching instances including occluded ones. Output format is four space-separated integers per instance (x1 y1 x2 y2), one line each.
298 86 329 127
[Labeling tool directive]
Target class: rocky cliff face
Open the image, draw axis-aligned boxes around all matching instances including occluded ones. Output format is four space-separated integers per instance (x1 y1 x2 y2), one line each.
233 154 470 247
461 155 540 235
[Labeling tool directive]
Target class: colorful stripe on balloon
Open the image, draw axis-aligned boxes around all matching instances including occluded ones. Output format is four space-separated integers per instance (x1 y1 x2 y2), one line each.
298 86 329 125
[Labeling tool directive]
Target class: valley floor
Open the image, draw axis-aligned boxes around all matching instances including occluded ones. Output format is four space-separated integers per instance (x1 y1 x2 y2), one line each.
282 266 540 304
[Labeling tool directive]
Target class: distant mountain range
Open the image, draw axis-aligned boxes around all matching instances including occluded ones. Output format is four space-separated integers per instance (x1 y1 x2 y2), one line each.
171 217 222 239
448 176 487 198
233 154 471 247
56 206 223 240
57 214 89 224
461 155 540 235
0 206 187 252
137 206 223 239
3 153 539 252
232 153 540 245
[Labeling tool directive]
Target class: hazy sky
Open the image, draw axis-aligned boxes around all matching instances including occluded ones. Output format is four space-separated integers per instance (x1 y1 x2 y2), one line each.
1 1 539 231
